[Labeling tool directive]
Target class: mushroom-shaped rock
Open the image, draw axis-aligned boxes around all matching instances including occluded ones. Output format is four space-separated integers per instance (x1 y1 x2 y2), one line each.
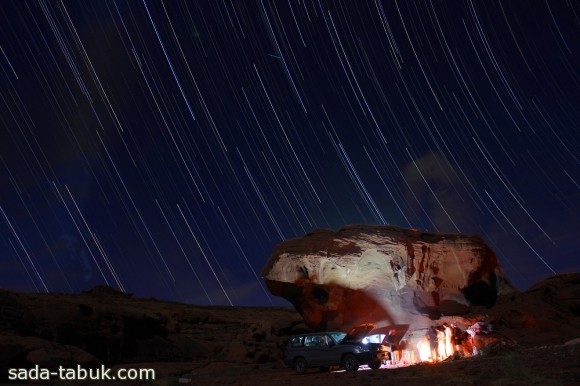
261 225 514 331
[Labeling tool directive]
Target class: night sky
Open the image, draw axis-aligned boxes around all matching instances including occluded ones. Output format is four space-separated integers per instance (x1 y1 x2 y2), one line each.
0 1 578 307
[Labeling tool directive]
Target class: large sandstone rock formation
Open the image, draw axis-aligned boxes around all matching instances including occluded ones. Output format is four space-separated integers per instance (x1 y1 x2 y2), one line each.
261 225 515 331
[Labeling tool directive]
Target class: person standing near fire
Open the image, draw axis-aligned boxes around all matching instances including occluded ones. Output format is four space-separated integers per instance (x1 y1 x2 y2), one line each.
443 323 453 358
386 329 399 365
436 326 447 360
450 323 464 356
427 326 439 362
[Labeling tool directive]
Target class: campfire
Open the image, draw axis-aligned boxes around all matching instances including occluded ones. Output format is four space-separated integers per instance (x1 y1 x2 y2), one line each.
365 320 496 366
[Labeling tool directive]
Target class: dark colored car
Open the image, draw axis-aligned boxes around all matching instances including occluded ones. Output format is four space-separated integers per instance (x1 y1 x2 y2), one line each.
284 324 390 374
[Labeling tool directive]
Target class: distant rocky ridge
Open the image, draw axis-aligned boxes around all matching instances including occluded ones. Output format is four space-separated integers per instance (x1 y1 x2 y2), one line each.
0 286 304 382
261 225 515 331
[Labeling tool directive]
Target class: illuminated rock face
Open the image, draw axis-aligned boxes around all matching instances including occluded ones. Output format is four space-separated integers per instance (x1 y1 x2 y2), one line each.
261 225 514 331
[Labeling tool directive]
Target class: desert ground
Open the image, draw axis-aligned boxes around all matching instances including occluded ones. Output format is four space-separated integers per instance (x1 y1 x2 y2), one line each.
33 342 580 385
176 343 580 386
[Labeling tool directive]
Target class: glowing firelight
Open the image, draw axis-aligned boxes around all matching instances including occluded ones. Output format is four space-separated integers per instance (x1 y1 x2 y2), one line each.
416 335 432 362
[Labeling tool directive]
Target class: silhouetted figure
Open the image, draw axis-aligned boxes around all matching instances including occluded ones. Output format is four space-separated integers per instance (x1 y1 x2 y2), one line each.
427 326 439 362
386 329 399 365
450 323 465 356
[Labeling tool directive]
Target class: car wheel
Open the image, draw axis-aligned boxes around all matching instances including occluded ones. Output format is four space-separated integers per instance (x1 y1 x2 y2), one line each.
342 354 359 372
368 360 381 370
294 358 307 375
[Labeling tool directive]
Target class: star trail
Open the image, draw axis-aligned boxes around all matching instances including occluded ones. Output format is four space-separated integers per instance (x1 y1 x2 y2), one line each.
0 1 578 306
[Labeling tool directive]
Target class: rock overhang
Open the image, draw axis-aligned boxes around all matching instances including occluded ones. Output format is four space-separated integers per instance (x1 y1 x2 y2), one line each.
261 224 515 331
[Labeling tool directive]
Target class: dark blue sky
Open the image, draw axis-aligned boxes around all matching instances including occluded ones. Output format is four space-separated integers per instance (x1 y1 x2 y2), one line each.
0 1 578 306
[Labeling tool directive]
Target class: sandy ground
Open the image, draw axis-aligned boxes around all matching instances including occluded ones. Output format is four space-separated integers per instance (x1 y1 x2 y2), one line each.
35 342 578 386
180 343 580 386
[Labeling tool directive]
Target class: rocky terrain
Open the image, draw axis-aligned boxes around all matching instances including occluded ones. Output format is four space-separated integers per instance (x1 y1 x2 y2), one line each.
0 272 579 385
0 285 304 377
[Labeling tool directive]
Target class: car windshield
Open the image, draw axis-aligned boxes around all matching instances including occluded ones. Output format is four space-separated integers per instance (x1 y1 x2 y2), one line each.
329 332 347 343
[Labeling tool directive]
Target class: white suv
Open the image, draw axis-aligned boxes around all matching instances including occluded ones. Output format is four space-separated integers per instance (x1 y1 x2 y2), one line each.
283 325 390 374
